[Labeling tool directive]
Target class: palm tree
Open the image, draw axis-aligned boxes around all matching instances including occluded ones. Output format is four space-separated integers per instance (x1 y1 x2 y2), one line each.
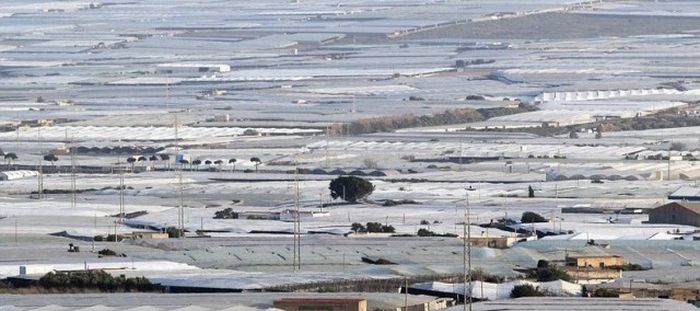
204 160 212 165
159 154 170 169
250 157 262 172
192 159 202 171
126 157 136 171
228 158 237 172
4 153 17 169
149 155 158 169
179 159 189 170
214 159 223 171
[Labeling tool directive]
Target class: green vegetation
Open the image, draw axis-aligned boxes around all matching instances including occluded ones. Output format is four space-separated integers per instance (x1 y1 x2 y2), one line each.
329 176 375 203
330 104 537 135
610 263 647 271
350 222 395 233
165 226 184 238
510 284 548 298
416 228 458 237
39 270 154 292
382 199 420 206
521 211 547 223
592 288 619 297
530 260 571 282
214 208 239 219
482 106 700 137
97 249 118 257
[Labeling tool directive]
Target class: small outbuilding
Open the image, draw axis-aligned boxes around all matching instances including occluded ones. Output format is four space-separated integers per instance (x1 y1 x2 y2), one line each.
274 297 367 311
648 202 700 227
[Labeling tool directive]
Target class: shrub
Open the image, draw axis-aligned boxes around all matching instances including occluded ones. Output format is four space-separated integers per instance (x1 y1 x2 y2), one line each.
214 208 239 219
510 284 547 298
39 270 154 292
592 288 619 297
416 228 458 237
98 249 118 257
521 212 547 223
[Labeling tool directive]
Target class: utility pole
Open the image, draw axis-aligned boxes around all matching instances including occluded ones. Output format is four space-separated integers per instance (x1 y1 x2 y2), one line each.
119 160 125 223
176 114 185 238
70 138 77 209
293 162 301 271
37 127 43 200
463 193 472 311
667 145 672 181
325 125 330 168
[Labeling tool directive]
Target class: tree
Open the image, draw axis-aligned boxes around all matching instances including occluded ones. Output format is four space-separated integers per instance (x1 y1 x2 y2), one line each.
126 157 136 171
595 125 603 139
250 157 261 172
329 176 374 203
528 185 535 198
521 211 547 223
350 222 366 233
165 226 183 238
670 142 686 151
228 158 237 172
365 222 394 233
204 160 212 165
192 159 202 171
137 156 146 167
568 130 578 139
534 260 571 282
179 159 189 170
159 154 170 169
4 152 18 168
43 154 58 166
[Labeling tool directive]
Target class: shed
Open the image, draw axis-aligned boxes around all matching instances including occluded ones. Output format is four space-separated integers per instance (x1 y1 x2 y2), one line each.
648 202 700 227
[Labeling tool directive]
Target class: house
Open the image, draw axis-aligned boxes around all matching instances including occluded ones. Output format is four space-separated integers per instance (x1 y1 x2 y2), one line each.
648 202 700 227
273 297 366 311
467 236 518 249
127 231 169 240
566 254 624 269
565 254 624 281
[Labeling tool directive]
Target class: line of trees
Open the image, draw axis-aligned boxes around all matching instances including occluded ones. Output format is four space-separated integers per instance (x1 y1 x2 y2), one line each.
329 104 537 135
